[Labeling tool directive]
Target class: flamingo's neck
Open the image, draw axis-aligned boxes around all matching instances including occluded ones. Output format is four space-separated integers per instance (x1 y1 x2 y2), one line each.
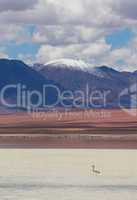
92 165 95 171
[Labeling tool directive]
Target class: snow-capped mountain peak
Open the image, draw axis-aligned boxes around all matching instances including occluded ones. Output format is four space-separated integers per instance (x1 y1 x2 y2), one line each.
45 58 91 71
41 58 121 79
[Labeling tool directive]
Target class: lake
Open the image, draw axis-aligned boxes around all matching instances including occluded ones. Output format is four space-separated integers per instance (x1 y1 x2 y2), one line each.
0 149 136 200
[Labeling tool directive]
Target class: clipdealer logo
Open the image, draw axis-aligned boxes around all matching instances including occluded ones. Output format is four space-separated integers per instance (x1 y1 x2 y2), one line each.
0 84 111 110
119 83 137 116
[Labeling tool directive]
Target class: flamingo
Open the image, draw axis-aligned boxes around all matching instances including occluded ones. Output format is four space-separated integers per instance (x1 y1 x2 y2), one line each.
91 164 101 175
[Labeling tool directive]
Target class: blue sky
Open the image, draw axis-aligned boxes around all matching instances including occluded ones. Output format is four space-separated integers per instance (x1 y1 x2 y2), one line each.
6 42 40 59
106 28 134 49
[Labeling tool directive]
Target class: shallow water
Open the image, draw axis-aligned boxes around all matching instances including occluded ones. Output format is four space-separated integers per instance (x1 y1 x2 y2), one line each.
0 149 137 200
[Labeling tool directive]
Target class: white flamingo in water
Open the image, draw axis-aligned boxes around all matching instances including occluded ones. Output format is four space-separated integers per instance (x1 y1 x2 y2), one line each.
91 164 101 175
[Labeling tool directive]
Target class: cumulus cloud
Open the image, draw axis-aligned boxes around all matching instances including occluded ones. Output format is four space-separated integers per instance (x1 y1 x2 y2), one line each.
32 25 106 45
0 25 30 44
112 0 137 20
17 53 35 65
36 38 111 64
98 35 137 71
0 0 124 28
0 0 136 27
0 0 38 12
0 51 8 59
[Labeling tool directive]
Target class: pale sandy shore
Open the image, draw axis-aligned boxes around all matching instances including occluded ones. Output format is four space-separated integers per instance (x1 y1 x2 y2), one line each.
0 109 137 148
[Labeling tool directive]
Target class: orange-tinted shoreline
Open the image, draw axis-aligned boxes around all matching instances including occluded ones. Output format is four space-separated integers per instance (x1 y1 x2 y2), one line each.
0 109 137 148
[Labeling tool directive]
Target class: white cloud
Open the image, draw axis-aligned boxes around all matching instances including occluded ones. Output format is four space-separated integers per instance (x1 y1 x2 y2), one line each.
0 25 30 44
112 0 137 20
0 0 38 12
0 51 8 59
32 25 106 45
0 0 127 28
17 53 35 65
0 0 136 30
36 38 111 64
98 36 137 71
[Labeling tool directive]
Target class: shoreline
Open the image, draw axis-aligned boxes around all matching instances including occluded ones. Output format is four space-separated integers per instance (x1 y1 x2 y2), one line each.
0 127 136 149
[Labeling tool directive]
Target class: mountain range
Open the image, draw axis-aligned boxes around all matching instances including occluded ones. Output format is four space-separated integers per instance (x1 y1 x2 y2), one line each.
37 59 137 108
0 58 137 110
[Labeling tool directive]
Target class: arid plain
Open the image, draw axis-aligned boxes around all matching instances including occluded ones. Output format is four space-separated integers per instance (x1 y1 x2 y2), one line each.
0 109 137 148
